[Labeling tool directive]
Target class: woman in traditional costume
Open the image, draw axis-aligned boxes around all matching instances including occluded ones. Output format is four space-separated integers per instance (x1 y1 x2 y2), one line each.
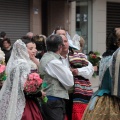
82 28 120 120
0 39 44 120
68 46 93 120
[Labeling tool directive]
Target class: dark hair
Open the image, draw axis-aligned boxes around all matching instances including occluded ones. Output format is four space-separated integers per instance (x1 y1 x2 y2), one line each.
21 36 35 45
103 28 118 57
2 38 11 45
54 26 66 34
46 34 63 52
106 28 118 50
0 31 6 38
33 35 46 51
89 51 94 55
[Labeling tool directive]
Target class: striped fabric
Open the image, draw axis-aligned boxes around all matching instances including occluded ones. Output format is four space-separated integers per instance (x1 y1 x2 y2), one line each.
69 52 88 68
69 52 93 103
73 76 93 103
69 52 93 120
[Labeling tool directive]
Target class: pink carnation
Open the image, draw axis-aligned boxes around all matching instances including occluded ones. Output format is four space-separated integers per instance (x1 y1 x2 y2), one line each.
28 74 34 80
37 79 43 86
0 64 6 73
24 72 43 94
30 85 38 92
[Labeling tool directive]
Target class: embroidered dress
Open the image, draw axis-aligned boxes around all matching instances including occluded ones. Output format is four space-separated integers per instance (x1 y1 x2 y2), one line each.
82 48 120 120
69 52 93 120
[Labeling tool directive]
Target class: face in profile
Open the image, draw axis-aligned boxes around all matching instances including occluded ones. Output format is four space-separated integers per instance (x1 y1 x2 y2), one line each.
26 42 37 59
60 35 69 54
56 30 66 36
116 28 120 39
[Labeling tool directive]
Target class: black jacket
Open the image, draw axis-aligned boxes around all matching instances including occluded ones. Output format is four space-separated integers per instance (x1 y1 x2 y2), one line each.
2 46 12 64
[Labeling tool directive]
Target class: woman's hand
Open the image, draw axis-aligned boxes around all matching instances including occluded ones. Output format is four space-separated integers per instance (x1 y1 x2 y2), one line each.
70 68 78 76
30 55 40 66
41 90 46 98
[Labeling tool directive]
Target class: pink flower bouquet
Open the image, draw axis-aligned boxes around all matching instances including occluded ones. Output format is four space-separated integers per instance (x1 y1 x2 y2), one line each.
24 73 43 94
0 64 6 81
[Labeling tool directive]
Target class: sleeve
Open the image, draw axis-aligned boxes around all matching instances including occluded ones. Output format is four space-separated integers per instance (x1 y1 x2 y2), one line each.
77 61 94 79
45 59 74 90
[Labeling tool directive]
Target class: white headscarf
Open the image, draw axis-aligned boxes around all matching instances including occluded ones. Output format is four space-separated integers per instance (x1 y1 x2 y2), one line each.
0 39 31 120
72 34 81 50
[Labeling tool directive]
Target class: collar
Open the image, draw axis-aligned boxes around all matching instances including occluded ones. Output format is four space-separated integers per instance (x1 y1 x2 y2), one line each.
60 54 68 59
47 51 61 59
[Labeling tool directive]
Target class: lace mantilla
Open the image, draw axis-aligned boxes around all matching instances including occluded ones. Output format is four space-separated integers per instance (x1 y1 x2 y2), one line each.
0 40 31 120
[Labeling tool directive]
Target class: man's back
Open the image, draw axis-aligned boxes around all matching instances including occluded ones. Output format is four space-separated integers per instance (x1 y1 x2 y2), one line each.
39 35 74 120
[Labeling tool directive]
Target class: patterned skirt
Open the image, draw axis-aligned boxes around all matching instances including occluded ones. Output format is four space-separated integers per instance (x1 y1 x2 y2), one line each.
82 95 120 120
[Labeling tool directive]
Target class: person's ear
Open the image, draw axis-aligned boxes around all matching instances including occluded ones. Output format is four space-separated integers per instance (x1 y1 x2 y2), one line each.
58 44 63 51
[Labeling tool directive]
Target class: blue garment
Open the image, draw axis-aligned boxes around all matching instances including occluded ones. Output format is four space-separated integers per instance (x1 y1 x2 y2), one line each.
89 56 112 110
94 69 111 97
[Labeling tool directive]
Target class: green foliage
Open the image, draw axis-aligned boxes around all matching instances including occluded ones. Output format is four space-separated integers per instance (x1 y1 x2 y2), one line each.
88 51 101 66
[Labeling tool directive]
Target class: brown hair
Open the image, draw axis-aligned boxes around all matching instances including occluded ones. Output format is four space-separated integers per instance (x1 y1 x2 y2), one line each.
54 26 66 34
2 38 11 45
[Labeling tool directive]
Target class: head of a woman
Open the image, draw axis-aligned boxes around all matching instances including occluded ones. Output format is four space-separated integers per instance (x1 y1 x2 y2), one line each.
21 37 37 59
2 38 11 49
106 28 119 51
115 28 120 47
54 26 66 36
103 28 120 57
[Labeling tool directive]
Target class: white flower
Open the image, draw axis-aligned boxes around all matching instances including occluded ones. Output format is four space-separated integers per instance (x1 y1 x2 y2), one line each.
0 48 5 62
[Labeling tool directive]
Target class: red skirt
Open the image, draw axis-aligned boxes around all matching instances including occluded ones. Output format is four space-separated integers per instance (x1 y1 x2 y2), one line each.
72 102 87 120
21 98 43 120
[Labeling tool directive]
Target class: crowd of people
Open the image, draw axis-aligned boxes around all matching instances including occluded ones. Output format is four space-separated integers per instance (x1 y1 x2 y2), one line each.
0 26 120 120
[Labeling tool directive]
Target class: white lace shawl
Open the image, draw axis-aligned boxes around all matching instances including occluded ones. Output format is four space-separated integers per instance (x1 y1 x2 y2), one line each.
0 39 31 120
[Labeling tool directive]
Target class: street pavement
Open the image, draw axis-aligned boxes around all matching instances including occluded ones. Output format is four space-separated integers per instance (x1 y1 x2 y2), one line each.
90 76 99 93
